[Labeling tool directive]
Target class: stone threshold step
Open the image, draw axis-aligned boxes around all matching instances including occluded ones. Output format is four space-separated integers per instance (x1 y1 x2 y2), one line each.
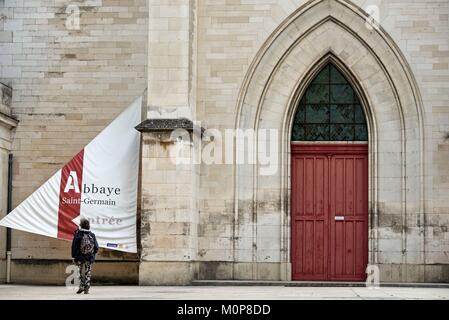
192 280 449 288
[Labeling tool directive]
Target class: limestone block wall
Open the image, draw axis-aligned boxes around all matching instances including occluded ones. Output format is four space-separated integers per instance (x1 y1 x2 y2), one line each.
195 0 310 281
138 127 200 285
148 0 191 114
194 0 449 282
0 0 147 284
0 0 447 284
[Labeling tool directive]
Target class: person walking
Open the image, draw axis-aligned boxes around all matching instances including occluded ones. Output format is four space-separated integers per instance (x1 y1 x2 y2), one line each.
71 218 99 294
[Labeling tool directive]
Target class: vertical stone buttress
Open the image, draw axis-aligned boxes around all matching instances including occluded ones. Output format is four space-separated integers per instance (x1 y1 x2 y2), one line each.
137 0 199 285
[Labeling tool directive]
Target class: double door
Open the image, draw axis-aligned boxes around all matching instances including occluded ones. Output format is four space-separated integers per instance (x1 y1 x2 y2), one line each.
291 144 368 281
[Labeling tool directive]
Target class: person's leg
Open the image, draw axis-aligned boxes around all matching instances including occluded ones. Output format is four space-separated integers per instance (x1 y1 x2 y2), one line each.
84 262 92 293
77 262 85 294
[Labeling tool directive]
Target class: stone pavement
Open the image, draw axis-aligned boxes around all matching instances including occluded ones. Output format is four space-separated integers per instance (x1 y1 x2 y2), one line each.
0 285 448 300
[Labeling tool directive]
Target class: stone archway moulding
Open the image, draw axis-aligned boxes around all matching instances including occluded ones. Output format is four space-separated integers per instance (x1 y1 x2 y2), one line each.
232 0 426 280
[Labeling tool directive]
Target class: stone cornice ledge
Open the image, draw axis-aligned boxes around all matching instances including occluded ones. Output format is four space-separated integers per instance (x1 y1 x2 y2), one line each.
135 118 204 136
0 112 18 129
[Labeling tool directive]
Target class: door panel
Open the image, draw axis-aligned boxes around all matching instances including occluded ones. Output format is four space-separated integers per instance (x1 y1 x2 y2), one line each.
329 154 368 281
291 144 368 281
291 155 328 280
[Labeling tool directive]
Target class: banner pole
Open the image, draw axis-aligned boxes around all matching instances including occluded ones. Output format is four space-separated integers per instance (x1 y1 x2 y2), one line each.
6 153 13 284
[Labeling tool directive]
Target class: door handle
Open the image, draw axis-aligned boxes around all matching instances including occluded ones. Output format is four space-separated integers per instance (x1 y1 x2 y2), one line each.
334 216 345 221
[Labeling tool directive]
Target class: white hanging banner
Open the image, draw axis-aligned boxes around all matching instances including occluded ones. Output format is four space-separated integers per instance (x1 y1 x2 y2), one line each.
0 97 142 253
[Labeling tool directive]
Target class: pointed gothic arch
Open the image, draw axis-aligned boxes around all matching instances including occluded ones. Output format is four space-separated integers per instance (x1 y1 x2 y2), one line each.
290 62 368 142
232 0 426 281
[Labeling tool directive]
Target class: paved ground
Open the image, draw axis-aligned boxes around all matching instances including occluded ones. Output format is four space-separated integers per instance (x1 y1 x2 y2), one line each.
0 285 448 300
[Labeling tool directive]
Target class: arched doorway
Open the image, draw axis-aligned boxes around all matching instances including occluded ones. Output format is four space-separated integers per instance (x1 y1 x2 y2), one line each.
290 63 368 281
234 0 426 282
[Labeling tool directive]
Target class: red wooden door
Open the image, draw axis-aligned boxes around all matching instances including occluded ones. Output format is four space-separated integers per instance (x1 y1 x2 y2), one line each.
291 153 329 280
291 144 368 281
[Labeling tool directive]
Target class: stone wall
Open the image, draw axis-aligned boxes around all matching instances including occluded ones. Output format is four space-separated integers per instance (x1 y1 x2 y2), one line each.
191 0 449 282
1 0 448 284
137 120 200 285
0 0 147 284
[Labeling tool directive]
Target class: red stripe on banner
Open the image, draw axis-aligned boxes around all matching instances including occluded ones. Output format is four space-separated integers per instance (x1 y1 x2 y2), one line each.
57 149 84 240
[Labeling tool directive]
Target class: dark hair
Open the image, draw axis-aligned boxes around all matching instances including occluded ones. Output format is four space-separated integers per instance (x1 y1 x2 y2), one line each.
80 218 90 230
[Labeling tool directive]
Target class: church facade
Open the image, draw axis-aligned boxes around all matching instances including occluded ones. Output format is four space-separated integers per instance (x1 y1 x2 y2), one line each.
0 0 448 285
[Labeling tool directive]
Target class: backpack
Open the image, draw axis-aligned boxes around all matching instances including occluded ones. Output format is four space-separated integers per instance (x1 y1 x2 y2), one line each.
80 232 95 255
